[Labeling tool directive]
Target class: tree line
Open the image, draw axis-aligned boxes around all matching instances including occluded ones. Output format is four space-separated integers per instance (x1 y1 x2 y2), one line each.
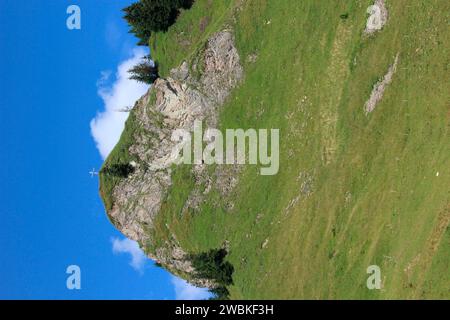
123 0 194 85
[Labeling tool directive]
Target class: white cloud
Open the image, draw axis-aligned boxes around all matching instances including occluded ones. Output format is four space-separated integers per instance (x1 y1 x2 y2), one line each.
91 48 149 159
171 276 211 300
111 237 147 273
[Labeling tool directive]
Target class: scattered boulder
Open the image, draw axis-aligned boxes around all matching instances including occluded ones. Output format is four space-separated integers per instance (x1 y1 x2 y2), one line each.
364 0 388 35
261 238 269 249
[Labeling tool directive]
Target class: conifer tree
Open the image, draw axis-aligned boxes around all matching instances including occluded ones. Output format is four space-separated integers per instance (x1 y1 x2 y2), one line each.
102 163 134 178
128 55 159 84
122 0 194 45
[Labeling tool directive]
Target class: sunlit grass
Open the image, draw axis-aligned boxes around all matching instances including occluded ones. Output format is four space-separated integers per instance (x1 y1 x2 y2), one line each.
108 0 450 299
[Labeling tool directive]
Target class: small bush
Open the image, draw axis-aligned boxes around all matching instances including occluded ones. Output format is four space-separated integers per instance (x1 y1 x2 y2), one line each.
189 248 234 286
189 248 234 300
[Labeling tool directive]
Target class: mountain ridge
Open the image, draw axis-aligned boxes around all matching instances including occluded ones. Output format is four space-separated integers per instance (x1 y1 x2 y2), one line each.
100 0 450 299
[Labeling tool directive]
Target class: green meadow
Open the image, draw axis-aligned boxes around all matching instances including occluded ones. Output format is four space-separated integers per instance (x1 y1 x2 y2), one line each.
104 0 450 299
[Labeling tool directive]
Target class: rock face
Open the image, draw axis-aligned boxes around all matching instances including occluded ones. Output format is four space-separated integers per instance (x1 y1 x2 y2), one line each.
105 31 243 286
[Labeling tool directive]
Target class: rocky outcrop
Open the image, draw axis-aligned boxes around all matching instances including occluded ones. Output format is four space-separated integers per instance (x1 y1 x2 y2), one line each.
364 53 399 114
104 31 243 286
364 0 388 35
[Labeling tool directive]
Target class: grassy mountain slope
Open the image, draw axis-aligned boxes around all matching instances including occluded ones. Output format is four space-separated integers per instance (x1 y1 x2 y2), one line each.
104 0 450 299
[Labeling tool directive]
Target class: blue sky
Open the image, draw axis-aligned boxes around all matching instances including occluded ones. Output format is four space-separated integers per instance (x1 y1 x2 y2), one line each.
0 0 209 300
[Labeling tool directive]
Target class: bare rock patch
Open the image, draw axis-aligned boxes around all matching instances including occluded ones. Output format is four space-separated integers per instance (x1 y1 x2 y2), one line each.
105 30 243 284
364 0 388 35
364 53 399 114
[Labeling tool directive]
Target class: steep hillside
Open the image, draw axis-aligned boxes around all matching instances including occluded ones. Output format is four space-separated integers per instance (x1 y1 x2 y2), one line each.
100 0 450 299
